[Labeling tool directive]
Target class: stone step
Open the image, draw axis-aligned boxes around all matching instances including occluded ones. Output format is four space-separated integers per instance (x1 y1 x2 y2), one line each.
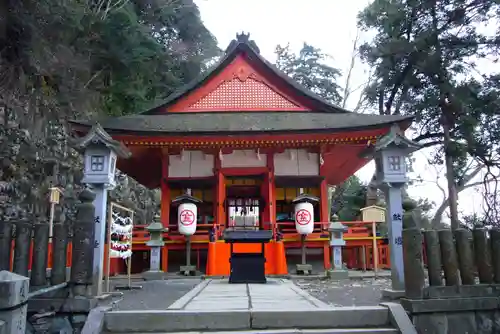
103 307 395 333
108 329 399 334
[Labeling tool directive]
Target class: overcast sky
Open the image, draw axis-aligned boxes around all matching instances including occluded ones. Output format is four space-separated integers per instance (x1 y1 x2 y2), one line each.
195 0 488 219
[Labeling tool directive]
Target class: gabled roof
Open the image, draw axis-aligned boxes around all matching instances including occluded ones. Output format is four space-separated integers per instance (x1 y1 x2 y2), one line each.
142 33 351 114
71 112 412 135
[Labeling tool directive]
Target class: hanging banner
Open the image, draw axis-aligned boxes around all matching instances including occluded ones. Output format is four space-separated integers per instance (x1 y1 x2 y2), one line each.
109 210 133 259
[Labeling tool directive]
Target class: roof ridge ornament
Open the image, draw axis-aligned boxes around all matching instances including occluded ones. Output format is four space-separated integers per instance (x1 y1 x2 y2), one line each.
225 32 261 55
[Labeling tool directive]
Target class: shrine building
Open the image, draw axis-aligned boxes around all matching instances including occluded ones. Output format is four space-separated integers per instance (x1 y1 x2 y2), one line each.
70 34 413 276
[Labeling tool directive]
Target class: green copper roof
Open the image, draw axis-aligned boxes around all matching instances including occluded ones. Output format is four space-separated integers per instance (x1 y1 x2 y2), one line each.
71 112 412 135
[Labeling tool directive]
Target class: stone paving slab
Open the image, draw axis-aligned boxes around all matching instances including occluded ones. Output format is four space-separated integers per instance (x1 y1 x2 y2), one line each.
168 278 329 311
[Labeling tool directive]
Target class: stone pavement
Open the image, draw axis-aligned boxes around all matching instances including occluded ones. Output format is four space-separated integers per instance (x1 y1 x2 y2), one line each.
103 279 416 333
169 278 328 311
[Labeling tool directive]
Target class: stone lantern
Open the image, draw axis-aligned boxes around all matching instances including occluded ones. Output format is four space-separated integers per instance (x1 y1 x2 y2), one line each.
364 124 422 295
72 124 131 296
143 214 168 281
327 215 348 279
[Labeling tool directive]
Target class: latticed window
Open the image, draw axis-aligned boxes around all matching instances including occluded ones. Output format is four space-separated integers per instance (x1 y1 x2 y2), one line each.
90 155 105 172
387 156 401 171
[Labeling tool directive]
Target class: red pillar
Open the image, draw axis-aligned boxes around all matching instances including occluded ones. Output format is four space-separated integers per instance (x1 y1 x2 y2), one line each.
160 148 170 228
265 153 276 232
319 149 330 269
160 148 170 272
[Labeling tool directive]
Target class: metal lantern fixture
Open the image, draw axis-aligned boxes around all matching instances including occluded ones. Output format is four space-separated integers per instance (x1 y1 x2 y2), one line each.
171 192 202 276
292 192 319 275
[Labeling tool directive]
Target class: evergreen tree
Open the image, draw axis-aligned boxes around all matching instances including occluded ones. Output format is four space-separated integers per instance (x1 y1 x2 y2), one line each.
358 0 500 228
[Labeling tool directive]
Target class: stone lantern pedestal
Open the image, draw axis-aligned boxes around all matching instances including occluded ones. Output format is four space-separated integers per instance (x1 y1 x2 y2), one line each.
143 215 167 281
327 216 348 280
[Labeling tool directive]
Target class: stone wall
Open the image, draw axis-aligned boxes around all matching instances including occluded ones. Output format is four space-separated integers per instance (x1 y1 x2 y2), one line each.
0 189 98 334
401 226 500 334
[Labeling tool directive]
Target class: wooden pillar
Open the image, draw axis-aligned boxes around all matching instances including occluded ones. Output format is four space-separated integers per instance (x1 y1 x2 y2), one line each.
160 149 170 272
160 148 170 228
214 152 225 229
319 149 330 269
266 153 276 231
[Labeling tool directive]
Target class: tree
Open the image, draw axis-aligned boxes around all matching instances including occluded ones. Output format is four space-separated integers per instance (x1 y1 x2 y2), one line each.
357 0 500 229
0 0 219 219
275 43 343 104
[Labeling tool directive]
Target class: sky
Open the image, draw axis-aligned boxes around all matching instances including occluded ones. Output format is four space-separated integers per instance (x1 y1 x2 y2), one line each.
194 0 488 220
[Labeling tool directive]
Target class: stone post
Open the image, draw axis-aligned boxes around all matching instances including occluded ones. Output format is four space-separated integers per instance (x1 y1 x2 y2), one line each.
13 220 33 277
472 228 493 284
71 189 96 297
0 222 13 271
423 230 443 286
0 270 29 334
91 184 108 296
490 228 500 283
51 216 69 286
382 183 405 290
30 223 50 288
402 227 425 299
438 229 460 286
455 229 475 285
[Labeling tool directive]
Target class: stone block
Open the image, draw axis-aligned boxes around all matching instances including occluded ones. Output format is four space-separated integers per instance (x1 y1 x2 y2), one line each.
447 312 477 334
326 269 349 280
413 313 448 334
27 297 97 313
295 264 313 275
476 311 494 334
49 316 73 334
0 271 29 334
401 297 499 314
180 265 197 276
104 310 251 332
141 270 165 281
380 302 417 334
251 307 390 329
381 289 405 300
81 306 111 334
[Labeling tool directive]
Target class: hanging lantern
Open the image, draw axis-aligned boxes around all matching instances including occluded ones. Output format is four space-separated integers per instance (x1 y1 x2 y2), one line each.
171 193 202 236
292 193 319 235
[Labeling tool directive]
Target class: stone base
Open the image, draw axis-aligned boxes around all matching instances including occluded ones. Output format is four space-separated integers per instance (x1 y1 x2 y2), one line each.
180 265 197 276
381 288 405 300
326 269 349 280
142 270 165 281
295 264 313 275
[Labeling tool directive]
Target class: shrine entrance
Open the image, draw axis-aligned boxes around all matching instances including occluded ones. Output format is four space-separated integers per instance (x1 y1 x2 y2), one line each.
225 176 264 231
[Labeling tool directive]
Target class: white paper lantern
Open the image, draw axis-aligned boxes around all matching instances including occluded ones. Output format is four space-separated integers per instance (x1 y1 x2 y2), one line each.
178 202 197 236
294 202 314 235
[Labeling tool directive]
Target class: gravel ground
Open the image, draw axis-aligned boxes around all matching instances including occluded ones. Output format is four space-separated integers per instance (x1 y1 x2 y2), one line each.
108 278 201 310
293 278 392 307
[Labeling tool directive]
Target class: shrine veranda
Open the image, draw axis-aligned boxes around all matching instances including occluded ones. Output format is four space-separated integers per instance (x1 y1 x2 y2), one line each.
70 34 414 277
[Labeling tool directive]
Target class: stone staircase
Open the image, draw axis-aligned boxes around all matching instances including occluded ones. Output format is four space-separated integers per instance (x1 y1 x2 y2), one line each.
101 304 415 333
